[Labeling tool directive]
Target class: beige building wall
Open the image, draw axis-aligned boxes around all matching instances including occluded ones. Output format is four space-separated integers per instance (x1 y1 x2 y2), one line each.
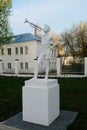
0 40 41 74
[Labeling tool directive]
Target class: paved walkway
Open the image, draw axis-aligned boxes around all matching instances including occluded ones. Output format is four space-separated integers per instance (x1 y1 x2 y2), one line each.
0 124 21 130
1 73 87 78
1 110 78 130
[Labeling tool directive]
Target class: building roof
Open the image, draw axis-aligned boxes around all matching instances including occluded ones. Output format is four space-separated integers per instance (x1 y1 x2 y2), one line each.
11 33 41 43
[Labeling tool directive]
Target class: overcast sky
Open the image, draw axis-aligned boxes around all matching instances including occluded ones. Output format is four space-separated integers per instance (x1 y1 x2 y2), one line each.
10 0 87 35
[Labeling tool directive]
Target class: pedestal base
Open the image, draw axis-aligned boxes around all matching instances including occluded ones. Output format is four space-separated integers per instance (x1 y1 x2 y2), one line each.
22 79 60 126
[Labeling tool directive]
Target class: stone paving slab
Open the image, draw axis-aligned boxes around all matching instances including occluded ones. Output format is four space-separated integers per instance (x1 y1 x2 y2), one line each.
2 110 78 130
1 73 87 78
0 124 21 130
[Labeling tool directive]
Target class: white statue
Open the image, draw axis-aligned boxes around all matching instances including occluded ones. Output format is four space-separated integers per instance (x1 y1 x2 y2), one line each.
33 24 56 80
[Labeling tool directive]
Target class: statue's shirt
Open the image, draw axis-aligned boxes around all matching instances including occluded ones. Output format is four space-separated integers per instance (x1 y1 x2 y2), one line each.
40 34 53 53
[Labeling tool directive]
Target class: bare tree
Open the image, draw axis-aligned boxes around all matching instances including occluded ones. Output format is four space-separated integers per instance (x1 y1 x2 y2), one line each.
61 21 87 57
51 32 65 57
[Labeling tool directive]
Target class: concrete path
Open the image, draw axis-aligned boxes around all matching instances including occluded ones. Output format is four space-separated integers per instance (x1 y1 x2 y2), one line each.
1 73 87 78
0 124 21 130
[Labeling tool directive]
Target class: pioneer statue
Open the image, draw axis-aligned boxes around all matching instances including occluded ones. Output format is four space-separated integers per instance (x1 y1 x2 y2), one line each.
33 24 56 80
24 19 56 79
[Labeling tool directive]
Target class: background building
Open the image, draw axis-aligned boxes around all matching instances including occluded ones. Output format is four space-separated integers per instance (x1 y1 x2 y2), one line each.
0 33 57 75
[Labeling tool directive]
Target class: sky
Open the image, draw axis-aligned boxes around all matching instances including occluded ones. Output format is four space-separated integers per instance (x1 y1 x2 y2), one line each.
10 0 87 35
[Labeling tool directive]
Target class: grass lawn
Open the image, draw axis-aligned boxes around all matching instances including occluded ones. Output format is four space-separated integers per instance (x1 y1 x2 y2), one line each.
58 77 87 130
0 76 87 129
0 76 28 121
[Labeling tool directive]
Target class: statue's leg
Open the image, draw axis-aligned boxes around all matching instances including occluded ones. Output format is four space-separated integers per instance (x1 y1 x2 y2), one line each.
45 60 49 80
34 55 44 79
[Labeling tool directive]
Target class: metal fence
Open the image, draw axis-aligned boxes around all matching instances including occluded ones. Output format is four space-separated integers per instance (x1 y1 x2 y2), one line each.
61 57 84 74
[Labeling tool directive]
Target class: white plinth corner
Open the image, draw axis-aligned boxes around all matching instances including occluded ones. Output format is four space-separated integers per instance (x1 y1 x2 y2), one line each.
22 78 60 126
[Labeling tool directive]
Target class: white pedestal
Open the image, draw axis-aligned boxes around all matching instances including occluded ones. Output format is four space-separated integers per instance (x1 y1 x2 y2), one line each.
22 79 60 126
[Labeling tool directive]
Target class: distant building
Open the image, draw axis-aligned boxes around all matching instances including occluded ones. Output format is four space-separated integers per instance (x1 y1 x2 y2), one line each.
0 33 57 75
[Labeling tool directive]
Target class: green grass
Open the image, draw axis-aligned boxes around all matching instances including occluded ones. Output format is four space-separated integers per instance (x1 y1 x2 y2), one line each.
0 76 87 129
59 77 87 130
0 76 29 121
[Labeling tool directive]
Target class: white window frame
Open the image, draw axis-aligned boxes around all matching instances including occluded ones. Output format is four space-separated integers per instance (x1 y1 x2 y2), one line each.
15 47 18 55
20 47 23 54
1 48 4 55
20 62 23 69
8 48 11 55
25 62 28 69
8 63 11 69
25 46 28 54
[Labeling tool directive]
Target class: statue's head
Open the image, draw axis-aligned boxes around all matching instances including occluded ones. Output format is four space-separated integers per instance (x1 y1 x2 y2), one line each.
43 24 50 33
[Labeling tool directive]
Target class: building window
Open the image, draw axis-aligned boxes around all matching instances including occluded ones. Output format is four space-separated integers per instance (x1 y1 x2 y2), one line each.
52 62 54 69
8 48 11 55
52 49 54 56
25 46 28 54
20 47 23 54
8 63 11 69
1 48 4 55
2 63 4 69
25 62 28 69
15 47 18 55
54 50 56 57
54 62 56 68
20 62 23 69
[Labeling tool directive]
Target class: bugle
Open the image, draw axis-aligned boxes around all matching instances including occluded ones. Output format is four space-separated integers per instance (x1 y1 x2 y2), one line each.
24 18 42 31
